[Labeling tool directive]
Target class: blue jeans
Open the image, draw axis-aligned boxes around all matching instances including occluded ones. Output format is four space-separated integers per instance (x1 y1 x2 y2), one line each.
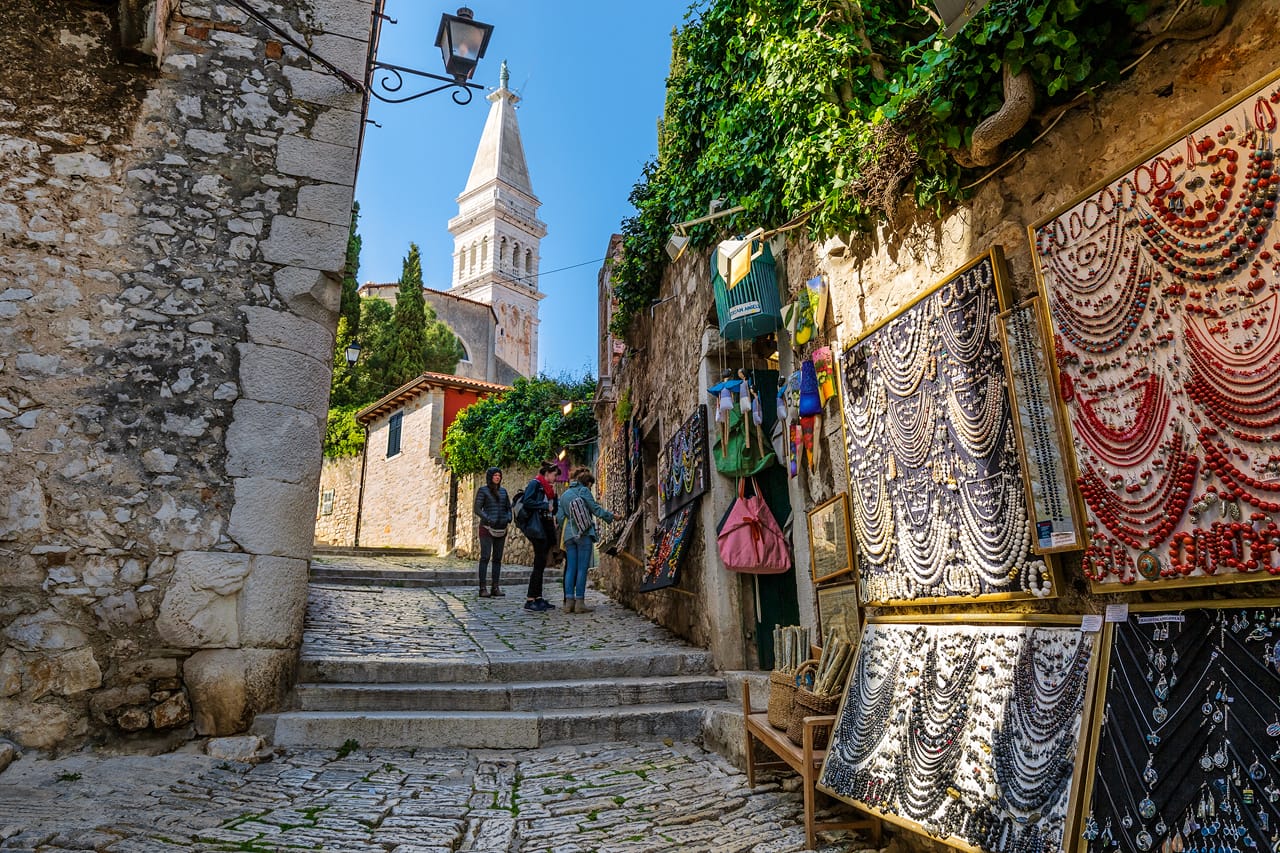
563 537 594 600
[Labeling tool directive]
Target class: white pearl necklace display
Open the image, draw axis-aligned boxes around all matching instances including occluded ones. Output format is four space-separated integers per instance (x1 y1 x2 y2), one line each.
819 621 1096 853
838 253 1053 604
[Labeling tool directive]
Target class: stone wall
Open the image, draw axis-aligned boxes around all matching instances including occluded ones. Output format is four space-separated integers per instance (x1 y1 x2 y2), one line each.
313 455 361 547
359 391 453 552
0 0 370 748
598 0 1280 676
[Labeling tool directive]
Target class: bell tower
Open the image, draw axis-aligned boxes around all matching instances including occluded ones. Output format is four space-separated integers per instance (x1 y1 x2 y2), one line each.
447 61 546 378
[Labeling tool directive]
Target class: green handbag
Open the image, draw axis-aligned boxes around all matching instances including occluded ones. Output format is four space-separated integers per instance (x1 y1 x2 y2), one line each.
712 407 775 479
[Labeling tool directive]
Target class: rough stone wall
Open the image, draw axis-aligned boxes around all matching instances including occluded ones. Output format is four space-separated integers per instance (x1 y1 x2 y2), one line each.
600 0 1280 674
313 455 361 547
359 392 452 552
0 0 369 748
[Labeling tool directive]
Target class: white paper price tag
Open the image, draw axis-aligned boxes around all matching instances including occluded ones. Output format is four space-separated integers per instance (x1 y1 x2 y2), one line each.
1080 614 1103 633
1104 603 1129 623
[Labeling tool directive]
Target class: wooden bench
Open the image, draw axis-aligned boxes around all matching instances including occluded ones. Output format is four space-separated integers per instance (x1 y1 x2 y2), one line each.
742 683 881 850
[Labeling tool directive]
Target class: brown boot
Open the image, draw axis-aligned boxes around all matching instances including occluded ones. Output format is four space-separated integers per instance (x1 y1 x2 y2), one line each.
576 599 595 614
566 599 579 613
479 587 490 598
490 585 505 597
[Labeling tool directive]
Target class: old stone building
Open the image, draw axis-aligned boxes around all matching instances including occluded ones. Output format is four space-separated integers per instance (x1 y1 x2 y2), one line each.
593 0 1280 675
313 370 508 553
0 0 374 748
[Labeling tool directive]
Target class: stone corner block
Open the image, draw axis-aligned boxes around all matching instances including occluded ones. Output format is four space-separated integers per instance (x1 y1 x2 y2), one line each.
240 305 334 360
185 649 295 737
238 555 309 648
227 477 320 559
226 399 323 485
156 551 251 649
274 266 342 322
260 215 347 272
236 342 331 416
277 135 356 186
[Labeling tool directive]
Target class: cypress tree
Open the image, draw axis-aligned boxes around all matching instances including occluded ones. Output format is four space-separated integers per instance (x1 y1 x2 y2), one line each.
384 242 430 387
329 203 363 408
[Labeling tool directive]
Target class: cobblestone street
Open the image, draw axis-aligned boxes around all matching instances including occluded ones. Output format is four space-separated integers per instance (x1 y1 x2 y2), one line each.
0 556 876 852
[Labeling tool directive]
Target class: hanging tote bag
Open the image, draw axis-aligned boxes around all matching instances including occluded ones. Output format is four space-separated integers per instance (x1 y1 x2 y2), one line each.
717 478 792 574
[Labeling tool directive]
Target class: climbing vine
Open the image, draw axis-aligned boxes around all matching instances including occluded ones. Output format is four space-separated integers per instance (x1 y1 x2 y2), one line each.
610 0 1192 335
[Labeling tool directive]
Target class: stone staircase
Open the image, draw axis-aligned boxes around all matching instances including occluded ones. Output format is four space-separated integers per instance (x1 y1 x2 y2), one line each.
253 581 735 751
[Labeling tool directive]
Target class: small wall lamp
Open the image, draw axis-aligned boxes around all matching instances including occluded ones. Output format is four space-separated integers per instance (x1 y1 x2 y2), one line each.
370 7 495 106
344 340 362 365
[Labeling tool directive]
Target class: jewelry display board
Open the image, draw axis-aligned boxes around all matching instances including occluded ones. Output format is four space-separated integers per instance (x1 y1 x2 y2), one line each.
818 617 1099 853
1080 600 1280 852
657 405 710 520
596 424 628 546
639 501 696 593
997 296 1086 554
837 249 1055 605
1030 70 1280 590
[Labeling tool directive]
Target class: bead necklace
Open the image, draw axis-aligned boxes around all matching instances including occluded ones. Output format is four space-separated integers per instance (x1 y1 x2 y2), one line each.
878 310 934 397
1049 243 1153 354
945 373 1007 459
849 471 894 565
1075 374 1171 468
886 391 937 470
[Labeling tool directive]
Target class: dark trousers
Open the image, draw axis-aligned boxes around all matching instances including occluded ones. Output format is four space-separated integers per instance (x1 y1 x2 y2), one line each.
526 536 551 600
478 532 505 588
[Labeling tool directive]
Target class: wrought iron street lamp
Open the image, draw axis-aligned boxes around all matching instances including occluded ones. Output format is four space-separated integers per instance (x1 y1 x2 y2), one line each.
370 7 495 106
344 340 362 365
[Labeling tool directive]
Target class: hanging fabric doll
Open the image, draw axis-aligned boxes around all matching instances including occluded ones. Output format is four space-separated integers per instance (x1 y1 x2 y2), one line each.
716 382 734 456
811 346 836 406
799 359 823 472
751 379 766 451
737 369 753 449
774 380 790 474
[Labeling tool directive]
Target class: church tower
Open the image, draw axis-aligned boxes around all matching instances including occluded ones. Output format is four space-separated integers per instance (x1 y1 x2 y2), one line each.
447 62 546 379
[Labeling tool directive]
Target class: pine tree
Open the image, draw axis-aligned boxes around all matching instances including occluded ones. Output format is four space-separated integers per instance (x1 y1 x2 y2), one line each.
383 243 430 388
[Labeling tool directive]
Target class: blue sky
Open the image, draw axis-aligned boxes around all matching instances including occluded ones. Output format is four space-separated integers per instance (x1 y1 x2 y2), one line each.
356 1 693 379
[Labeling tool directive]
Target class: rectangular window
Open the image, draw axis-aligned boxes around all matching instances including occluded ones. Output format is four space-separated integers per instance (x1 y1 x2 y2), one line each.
387 411 403 457
320 490 335 516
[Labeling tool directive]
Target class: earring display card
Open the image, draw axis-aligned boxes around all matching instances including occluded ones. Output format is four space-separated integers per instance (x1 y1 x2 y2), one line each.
818 619 1098 853
837 249 1055 605
1081 602 1280 853
657 405 710 520
1030 71 1280 590
997 297 1085 554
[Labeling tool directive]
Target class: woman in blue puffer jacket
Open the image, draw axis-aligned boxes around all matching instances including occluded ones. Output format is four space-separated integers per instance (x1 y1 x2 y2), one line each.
473 467 512 598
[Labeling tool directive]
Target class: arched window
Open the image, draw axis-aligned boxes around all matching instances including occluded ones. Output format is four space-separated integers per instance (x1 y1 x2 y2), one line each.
469 242 477 273
499 236 507 269
513 243 522 275
457 251 465 275
525 249 533 277
480 237 488 269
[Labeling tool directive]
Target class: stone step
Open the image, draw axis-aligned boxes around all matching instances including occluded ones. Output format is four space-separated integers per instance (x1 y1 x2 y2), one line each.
312 546 438 557
255 702 734 750
308 567 563 589
295 675 727 712
299 650 716 684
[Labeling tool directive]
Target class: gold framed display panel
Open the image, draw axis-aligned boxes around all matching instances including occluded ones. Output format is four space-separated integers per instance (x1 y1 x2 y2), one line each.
835 247 1061 607
1076 597 1280 853
816 580 861 649
816 613 1104 853
997 295 1088 554
1029 68 1280 591
808 492 856 584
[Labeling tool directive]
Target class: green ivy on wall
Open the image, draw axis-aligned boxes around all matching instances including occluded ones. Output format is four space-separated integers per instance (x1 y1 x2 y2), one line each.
610 0 1166 335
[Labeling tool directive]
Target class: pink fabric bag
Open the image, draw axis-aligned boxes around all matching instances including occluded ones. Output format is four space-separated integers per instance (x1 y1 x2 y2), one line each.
717 477 792 574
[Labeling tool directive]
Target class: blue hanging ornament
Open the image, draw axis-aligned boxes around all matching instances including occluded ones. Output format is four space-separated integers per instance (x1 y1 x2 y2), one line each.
799 359 822 417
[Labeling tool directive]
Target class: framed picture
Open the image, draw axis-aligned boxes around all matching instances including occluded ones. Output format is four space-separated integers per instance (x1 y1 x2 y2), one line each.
657 405 710 520
1029 69 1280 591
996 296 1086 554
816 582 860 650
807 492 855 584
639 501 696 593
836 248 1058 606
818 615 1101 853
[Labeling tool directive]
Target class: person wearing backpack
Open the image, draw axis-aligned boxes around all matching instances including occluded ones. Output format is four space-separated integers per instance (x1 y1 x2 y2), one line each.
473 467 511 598
556 467 615 613
519 462 560 612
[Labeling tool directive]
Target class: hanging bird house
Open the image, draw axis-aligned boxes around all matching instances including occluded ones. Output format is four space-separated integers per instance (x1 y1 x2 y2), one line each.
712 239 782 340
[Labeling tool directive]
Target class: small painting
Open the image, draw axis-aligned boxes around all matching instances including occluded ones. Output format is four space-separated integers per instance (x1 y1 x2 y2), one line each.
807 492 854 584
816 582 860 650
640 502 696 592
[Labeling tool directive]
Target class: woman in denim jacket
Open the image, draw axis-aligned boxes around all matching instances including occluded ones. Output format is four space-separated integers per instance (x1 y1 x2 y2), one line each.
556 468 614 613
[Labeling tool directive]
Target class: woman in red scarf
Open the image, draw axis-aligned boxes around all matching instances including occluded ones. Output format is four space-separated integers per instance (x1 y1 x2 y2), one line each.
519 461 560 612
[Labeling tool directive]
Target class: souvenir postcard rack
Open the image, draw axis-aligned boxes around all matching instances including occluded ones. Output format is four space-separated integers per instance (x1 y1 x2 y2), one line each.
836 248 1061 607
1029 69 1280 593
816 614 1102 853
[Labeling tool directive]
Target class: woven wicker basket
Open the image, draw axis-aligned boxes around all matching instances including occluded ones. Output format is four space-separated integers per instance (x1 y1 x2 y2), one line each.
787 685 841 748
779 660 819 736
766 669 796 730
